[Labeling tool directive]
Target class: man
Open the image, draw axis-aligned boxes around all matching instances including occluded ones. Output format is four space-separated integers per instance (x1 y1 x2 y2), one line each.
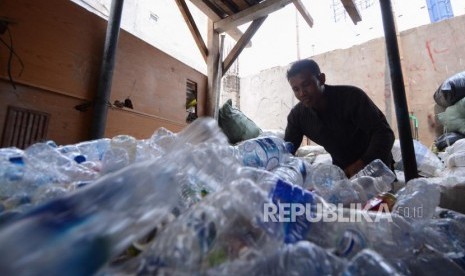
284 59 395 178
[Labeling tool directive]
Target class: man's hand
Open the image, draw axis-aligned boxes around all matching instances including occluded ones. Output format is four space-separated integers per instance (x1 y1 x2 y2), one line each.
344 159 365 178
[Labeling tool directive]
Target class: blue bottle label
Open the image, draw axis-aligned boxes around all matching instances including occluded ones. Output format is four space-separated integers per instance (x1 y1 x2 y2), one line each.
271 179 316 244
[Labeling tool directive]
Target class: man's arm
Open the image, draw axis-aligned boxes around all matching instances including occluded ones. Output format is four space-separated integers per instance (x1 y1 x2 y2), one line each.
284 111 304 155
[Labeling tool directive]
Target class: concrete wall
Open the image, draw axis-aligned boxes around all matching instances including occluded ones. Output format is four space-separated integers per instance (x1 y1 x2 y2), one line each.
241 14 465 148
0 0 207 147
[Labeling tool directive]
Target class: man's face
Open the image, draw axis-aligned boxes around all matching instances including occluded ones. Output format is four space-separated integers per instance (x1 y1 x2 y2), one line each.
288 69 324 108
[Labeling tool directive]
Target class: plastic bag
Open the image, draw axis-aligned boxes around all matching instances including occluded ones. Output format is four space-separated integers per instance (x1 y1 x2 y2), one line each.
434 71 465 108
437 97 465 135
218 99 262 144
434 132 465 151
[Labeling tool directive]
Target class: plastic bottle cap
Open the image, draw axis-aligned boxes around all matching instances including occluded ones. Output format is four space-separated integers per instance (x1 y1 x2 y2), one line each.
9 156 24 165
74 155 86 164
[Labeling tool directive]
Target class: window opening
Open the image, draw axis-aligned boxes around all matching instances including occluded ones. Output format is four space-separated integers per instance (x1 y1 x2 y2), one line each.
186 79 198 123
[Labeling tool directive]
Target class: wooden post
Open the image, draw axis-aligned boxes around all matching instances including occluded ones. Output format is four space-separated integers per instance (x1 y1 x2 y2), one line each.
206 19 220 117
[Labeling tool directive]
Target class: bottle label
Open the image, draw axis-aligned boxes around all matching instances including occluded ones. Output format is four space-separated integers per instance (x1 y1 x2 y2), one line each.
270 179 315 244
335 228 366 258
241 138 281 170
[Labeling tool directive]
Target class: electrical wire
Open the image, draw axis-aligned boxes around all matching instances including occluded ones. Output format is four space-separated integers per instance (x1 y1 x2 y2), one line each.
0 25 24 89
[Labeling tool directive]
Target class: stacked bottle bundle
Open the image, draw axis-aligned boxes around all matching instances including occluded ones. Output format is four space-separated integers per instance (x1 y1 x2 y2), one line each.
0 118 464 275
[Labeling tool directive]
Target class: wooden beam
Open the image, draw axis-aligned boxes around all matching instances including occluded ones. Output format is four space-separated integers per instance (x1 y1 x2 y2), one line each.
188 0 250 46
214 0 292 33
214 35 225 119
340 0 362 24
223 16 267 75
175 0 208 62
233 0 252 10
217 0 240 14
207 19 220 117
292 0 313 28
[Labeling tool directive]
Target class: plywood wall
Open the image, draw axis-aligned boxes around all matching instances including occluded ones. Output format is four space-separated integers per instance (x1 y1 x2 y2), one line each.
0 0 207 147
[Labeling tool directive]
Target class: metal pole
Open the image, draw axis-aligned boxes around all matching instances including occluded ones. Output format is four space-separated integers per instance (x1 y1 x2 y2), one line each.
379 0 418 181
90 0 124 139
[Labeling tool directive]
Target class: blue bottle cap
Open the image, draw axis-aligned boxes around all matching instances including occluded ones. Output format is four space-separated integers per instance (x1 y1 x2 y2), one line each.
9 156 24 165
46 140 58 148
74 155 86 164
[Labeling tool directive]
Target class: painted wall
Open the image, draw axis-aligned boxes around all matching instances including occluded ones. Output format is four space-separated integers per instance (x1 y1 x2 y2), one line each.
0 0 207 147
240 14 465 148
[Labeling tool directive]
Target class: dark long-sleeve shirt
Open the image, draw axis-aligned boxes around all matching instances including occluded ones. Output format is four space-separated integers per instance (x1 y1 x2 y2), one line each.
284 84 395 170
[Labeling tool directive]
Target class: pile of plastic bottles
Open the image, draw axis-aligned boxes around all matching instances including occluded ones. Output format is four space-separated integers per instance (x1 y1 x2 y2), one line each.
0 118 464 275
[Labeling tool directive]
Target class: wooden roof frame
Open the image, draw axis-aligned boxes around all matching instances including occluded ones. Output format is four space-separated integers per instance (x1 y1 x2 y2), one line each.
175 0 362 116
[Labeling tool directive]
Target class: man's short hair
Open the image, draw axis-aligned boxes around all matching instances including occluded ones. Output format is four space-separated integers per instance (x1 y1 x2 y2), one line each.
286 59 321 80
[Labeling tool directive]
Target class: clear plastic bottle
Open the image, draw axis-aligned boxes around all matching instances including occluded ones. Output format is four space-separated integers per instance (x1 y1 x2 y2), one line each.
0 148 26 198
75 138 110 162
25 142 98 185
271 156 312 188
234 136 293 171
399 245 465 275
413 213 465 259
351 175 393 203
393 140 444 177
0 118 229 276
110 135 137 162
343 249 401 275
137 178 284 274
101 135 138 173
351 159 396 181
0 154 181 276
148 127 177 153
309 163 347 193
350 159 396 198
207 241 346 276
412 139 444 177
311 178 362 206
269 178 329 244
57 144 86 164
392 178 441 221
305 162 370 206
305 209 416 261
